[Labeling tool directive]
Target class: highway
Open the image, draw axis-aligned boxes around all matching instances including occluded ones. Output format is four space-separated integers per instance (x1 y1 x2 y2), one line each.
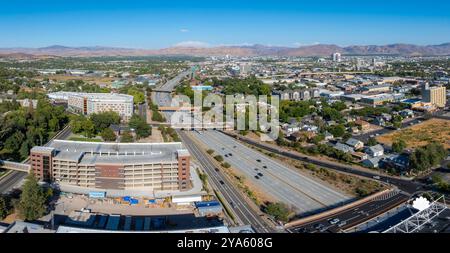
179 131 273 232
190 130 351 215
154 70 274 232
0 171 27 194
223 131 424 194
288 190 410 233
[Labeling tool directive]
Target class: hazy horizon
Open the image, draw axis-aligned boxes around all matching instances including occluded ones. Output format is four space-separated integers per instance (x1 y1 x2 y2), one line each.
0 1 449 48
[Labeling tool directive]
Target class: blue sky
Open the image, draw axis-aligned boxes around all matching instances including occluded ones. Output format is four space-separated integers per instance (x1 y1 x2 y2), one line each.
0 0 449 48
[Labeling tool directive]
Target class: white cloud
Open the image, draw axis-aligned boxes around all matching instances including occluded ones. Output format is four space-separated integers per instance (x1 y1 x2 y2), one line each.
293 42 321 47
173 41 210 48
180 29 189 33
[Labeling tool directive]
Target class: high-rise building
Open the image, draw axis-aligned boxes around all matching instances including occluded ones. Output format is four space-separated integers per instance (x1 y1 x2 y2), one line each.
332 52 342 62
422 84 447 108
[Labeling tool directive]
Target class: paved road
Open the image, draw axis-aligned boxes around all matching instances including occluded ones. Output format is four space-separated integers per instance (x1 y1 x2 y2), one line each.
155 70 274 232
288 190 410 233
225 131 424 195
191 130 351 215
0 171 27 194
179 131 273 233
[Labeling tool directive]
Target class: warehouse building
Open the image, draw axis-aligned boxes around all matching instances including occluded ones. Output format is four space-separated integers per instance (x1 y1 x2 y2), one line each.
29 141 191 194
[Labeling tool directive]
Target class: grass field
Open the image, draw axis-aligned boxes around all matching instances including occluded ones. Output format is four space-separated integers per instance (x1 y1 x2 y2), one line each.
376 118 450 149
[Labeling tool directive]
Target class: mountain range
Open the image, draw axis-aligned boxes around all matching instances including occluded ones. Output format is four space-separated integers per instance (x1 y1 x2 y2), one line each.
1 43 450 58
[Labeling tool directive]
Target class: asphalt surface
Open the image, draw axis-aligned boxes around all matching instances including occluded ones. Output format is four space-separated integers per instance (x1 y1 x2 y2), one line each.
288 190 410 233
225 131 424 194
191 130 351 215
0 171 27 194
155 70 274 232
179 131 273 233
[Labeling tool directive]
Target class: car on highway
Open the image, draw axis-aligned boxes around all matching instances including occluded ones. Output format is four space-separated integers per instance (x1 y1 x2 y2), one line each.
262 165 267 169
257 173 263 177
225 154 229 157
219 180 225 185
254 168 259 171
254 175 260 179
256 159 262 162
228 153 233 156
313 224 327 232
328 218 340 225
337 221 347 228
215 168 220 172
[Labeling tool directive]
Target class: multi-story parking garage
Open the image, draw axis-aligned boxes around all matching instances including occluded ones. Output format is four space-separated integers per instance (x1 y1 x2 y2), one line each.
29 140 191 195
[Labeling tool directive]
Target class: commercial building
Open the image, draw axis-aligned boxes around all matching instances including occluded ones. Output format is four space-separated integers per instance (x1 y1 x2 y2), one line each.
361 84 392 94
48 92 134 121
30 141 191 194
274 88 320 101
422 84 447 108
360 93 404 106
332 52 342 62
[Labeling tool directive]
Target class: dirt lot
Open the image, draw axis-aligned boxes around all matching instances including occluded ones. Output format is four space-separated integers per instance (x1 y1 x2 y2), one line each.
376 118 450 149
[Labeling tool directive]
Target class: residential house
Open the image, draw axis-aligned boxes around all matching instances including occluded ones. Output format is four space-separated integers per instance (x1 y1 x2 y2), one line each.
335 143 354 153
365 144 385 157
345 138 364 150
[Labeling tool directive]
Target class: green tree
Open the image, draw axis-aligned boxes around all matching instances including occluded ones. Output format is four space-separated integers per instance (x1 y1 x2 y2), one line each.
367 137 378 146
265 202 291 222
0 196 9 219
129 114 151 139
100 128 117 142
327 124 346 138
17 173 47 221
392 139 407 153
120 131 134 143
90 111 120 132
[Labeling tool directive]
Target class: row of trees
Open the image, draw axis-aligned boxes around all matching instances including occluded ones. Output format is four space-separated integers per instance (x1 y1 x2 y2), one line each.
71 112 151 142
71 111 121 138
0 99 69 161
216 76 271 96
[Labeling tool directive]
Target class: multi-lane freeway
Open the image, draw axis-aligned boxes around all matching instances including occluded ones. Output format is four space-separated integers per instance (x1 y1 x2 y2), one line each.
288 190 410 233
190 130 351 215
155 70 274 232
179 131 273 232
223 131 424 194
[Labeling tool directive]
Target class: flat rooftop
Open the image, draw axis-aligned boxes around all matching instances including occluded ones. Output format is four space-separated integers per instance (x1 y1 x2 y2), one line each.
44 140 188 164
48 91 133 102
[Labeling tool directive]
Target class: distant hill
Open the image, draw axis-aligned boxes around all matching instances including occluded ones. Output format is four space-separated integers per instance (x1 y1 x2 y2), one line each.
1 43 450 57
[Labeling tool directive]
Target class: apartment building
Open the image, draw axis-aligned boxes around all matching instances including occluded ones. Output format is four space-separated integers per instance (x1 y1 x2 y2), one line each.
48 92 134 121
422 84 447 108
30 141 191 193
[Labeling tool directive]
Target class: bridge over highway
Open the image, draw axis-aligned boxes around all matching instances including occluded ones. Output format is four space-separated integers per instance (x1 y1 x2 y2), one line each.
0 160 30 173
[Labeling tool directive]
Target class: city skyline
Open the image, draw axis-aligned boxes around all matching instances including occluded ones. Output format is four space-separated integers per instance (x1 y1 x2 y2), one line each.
0 0 449 48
